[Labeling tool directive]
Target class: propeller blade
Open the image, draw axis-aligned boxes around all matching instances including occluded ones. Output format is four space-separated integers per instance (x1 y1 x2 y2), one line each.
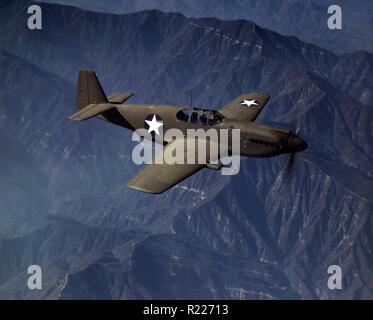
292 105 302 134
284 152 296 179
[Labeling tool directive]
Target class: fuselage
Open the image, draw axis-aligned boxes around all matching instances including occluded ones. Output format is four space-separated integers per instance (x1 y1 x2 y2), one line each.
101 103 307 158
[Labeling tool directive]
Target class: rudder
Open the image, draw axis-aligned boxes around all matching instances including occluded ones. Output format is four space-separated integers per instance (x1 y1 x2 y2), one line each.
76 70 108 110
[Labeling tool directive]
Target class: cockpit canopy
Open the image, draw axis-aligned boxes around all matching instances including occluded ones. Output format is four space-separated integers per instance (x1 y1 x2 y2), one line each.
176 108 224 125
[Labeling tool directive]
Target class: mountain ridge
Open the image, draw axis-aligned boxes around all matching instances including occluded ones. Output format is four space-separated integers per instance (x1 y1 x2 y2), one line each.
37 0 373 54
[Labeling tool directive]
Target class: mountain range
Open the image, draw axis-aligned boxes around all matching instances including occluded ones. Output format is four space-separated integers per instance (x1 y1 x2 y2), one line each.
38 0 373 54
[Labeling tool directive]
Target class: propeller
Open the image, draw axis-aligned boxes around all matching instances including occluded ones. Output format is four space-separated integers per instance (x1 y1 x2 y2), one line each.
284 147 296 179
264 105 306 181
290 103 302 134
283 105 303 179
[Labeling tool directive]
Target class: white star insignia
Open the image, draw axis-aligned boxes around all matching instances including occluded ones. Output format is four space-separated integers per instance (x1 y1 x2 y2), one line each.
240 99 259 107
145 114 163 135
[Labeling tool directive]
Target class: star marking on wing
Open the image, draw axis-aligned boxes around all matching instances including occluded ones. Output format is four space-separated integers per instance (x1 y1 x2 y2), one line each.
240 99 259 107
145 114 163 135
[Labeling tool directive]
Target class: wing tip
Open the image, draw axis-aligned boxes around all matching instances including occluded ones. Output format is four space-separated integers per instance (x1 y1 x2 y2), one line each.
126 181 166 194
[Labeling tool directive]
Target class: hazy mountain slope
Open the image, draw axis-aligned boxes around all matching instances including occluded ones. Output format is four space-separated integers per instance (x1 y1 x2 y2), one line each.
38 0 373 54
0 1 372 299
328 51 373 107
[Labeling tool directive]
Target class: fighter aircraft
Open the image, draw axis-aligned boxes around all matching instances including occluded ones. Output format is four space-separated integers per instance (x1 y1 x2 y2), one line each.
69 70 307 194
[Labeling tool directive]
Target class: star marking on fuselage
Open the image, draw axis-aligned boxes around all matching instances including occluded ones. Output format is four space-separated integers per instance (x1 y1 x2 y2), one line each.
145 114 163 135
240 99 259 107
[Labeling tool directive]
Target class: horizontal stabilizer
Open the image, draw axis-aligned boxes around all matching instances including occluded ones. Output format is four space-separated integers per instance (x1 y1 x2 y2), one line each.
108 92 134 104
69 103 114 121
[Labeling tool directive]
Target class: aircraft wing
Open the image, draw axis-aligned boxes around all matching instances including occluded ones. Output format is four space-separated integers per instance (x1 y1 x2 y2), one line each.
127 139 206 194
219 92 270 121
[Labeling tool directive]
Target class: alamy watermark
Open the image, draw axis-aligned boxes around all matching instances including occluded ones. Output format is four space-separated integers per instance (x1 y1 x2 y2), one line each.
27 265 42 290
27 5 42 30
132 127 241 176
327 265 342 290
327 5 342 30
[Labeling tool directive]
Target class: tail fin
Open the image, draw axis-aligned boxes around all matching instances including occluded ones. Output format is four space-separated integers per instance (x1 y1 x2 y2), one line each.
76 70 108 110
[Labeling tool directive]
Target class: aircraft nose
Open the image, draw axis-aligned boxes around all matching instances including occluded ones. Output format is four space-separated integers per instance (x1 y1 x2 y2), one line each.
292 136 307 152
